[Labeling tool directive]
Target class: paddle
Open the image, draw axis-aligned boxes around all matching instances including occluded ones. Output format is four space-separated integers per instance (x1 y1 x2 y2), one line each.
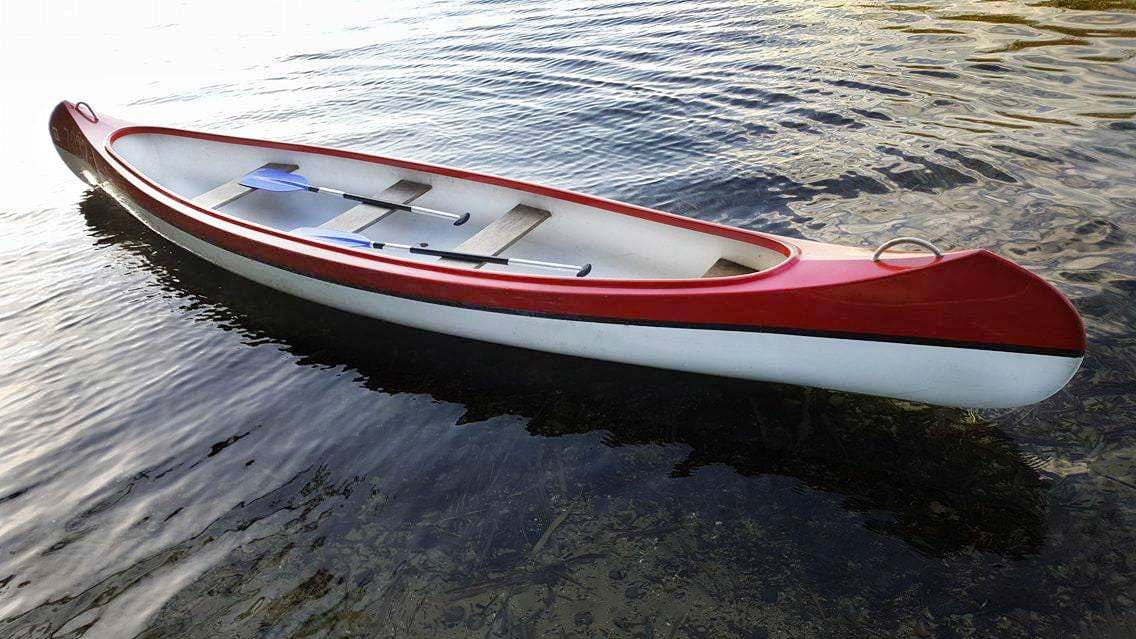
240 167 471 226
293 227 593 277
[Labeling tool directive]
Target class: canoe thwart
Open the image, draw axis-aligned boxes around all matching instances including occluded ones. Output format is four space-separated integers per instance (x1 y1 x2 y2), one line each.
441 204 551 269
192 162 299 210
319 180 432 233
702 258 756 278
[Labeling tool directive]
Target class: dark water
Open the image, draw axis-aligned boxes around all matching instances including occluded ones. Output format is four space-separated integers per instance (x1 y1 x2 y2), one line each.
2 1 1136 636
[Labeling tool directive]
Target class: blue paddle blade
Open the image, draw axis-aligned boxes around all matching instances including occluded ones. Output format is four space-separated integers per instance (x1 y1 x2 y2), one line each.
292 227 374 249
239 167 310 192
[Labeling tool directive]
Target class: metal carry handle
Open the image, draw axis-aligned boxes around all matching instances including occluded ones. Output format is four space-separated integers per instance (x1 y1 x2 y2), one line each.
872 236 942 262
75 101 98 123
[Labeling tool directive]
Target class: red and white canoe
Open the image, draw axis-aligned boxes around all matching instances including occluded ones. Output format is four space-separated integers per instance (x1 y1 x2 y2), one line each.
49 100 1084 408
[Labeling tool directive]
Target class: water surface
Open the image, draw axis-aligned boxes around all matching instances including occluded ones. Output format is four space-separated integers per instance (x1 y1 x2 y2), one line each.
1 0 1135 636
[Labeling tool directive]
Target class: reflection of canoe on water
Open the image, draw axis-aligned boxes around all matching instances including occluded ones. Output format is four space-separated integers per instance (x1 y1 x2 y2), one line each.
50 100 1084 408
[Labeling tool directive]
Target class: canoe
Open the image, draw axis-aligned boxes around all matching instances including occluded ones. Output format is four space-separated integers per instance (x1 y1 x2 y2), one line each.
49 100 1084 408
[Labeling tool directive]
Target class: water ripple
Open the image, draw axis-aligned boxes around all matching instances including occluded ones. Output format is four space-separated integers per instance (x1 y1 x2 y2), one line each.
3 0 1136 635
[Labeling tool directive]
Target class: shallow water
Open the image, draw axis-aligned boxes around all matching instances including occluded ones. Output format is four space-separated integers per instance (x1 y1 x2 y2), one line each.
2 0 1135 636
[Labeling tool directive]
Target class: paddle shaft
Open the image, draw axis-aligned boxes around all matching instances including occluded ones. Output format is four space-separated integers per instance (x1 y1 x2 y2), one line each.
311 186 470 225
289 226 592 277
371 241 592 277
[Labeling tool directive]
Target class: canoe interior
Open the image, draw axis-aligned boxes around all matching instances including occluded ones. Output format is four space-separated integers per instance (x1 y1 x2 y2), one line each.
111 132 790 279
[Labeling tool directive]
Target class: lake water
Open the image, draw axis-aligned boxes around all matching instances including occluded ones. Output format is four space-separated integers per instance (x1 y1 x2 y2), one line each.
1 0 1135 636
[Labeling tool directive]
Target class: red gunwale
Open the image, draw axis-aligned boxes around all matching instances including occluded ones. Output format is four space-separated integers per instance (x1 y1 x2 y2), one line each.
55 101 1086 357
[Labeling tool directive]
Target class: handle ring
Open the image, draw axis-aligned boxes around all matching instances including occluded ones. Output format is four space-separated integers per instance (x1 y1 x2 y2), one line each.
75 101 99 123
872 237 943 262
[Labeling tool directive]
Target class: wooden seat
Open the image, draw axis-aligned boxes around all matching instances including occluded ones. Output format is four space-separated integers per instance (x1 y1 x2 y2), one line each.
439 204 551 268
702 258 756 278
319 180 432 233
192 162 299 209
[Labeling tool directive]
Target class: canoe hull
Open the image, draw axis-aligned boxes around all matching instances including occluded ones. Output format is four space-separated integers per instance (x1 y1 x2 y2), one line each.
51 102 1084 408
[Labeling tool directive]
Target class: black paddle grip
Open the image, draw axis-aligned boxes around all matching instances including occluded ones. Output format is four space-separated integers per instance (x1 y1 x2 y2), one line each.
343 193 411 211
408 247 509 265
